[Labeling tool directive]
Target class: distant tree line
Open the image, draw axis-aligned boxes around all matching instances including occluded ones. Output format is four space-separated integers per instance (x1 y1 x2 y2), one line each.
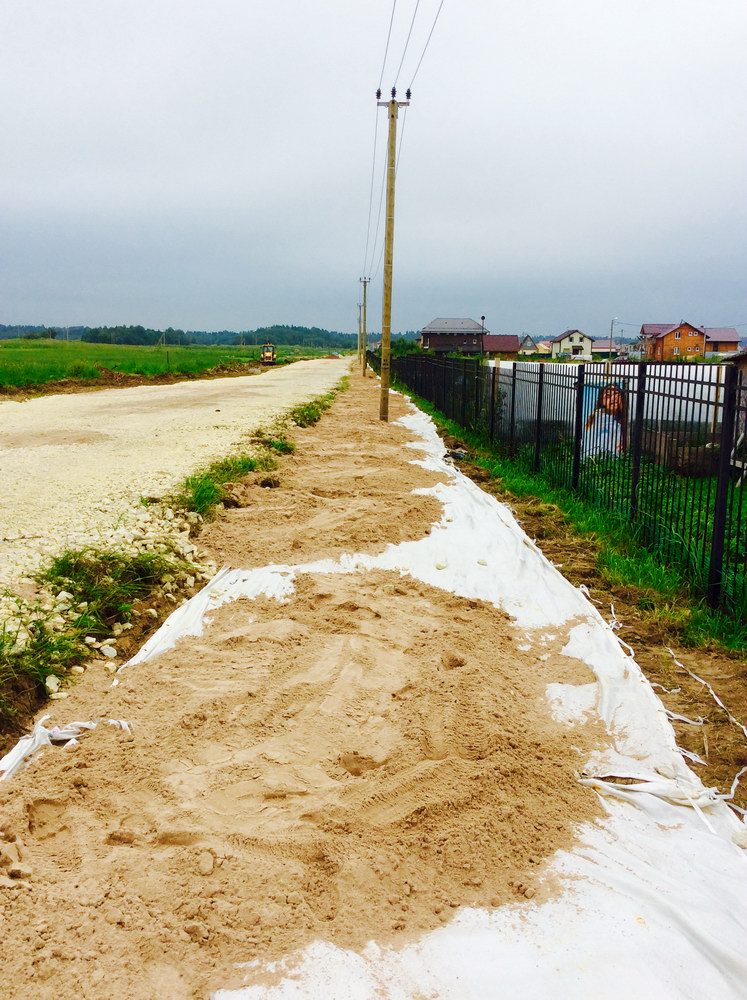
0 323 421 346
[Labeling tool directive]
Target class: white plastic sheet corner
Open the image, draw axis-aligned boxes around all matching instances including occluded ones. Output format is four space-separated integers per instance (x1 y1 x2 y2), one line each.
0 716 131 781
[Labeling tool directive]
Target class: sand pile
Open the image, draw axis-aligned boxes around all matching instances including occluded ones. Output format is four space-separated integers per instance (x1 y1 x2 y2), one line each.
0 376 605 999
200 377 446 567
0 570 601 999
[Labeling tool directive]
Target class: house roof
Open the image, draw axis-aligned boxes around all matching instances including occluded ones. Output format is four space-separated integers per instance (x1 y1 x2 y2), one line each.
640 323 677 338
550 329 592 344
483 334 520 353
641 322 704 340
641 322 740 343
704 327 740 343
421 318 486 335
591 339 618 351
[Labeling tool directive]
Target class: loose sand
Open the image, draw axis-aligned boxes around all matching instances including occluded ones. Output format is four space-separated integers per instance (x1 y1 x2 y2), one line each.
0 358 348 591
0 374 606 1000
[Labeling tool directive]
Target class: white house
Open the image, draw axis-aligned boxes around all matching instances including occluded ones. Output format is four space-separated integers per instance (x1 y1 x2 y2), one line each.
550 329 594 359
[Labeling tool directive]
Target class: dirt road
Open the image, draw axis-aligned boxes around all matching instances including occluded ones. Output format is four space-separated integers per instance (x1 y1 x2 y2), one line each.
0 358 348 591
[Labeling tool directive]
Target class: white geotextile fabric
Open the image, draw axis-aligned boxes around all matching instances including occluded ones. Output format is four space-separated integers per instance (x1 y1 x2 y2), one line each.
119 403 747 998
5 399 747 996
0 716 131 780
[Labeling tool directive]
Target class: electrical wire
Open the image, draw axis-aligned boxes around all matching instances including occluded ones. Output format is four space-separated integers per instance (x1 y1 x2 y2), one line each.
362 0 398 278
371 107 408 282
393 0 421 88
408 0 446 89
366 135 388 277
378 0 398 89
361 106 380 277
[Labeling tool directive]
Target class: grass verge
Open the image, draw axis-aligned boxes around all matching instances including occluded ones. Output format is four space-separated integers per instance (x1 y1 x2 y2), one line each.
0 545 197 723
401 389 747 656
288 376 349 428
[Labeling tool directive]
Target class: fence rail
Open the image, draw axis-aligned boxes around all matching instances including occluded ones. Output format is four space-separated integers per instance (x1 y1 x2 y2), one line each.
368 352 747 619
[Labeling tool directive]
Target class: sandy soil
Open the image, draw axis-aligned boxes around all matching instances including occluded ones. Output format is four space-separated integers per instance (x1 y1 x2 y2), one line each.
0 358 348 591
0 374 605 999
200 376 447 567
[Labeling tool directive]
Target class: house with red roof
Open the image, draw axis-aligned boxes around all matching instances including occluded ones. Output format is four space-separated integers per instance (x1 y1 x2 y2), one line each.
640 322 740 361
704 328 741 355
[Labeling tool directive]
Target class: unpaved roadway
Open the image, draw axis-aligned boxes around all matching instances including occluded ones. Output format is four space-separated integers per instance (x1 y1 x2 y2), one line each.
0 358 348 591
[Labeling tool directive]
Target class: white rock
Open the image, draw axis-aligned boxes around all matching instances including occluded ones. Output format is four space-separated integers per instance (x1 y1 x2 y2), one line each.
100 645 117 658
45 674 61 693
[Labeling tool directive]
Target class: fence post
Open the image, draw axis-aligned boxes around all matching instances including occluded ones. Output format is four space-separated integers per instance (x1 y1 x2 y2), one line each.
629 362 648 520
707 364 738 609
461 358 467 427
475 360 480 428
532 364 545 472
489 365 496 445
509 363 517 454
571 364 586 489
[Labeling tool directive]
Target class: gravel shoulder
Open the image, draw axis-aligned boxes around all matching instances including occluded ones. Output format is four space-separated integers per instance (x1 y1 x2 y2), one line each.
0 358 348 592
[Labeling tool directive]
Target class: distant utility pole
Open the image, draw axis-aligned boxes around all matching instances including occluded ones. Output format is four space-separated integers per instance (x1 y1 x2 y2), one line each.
377 86 411 421
359 276 370 374
607 316 618 375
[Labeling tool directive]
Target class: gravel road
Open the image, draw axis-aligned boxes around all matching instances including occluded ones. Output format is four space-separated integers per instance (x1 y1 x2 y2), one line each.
0 358 349 591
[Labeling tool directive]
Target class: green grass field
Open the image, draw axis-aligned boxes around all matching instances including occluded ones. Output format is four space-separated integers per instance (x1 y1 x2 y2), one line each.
0 339 338 388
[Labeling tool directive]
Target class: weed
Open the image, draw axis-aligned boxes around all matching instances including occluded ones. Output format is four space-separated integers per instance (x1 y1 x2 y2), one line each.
42 548 188 633
266 438 295 454
289 394 334 428
288 377 348 428
0 543 195 730
173 455 261 516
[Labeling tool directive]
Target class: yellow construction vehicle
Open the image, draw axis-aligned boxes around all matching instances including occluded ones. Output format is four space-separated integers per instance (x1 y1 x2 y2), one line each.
260 342 277 365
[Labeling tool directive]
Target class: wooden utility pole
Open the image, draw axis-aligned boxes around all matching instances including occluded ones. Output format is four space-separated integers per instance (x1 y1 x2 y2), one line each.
359 276 369 374
377 86 410 421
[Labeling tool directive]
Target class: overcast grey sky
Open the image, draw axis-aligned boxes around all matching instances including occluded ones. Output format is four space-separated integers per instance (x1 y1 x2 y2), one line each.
1 0 745 338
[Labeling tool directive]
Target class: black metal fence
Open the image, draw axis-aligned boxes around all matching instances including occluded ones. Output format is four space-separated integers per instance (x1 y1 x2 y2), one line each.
369 352 747 619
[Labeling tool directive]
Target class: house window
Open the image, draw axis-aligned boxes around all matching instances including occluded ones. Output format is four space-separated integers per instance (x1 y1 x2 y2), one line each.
687 345 692 352
473 339 477 345
695 345 700 353
675 331 681 339
673 347 680 355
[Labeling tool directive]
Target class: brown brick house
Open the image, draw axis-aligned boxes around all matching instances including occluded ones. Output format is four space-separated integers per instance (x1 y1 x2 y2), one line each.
640 322 706 361
419 318 486 354
704 327 741 354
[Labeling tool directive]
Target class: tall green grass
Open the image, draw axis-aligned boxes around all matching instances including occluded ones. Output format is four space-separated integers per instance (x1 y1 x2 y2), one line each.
0 339 331 388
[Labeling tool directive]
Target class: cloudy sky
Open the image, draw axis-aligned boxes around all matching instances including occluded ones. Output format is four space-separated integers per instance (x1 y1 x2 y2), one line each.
1 0 745 338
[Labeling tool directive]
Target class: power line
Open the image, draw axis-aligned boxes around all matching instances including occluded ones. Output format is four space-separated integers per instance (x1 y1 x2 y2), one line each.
366 134 388 277
408 0 446 89
371 108 407 281
393 0 421 88
378 0 398 89
361 106 380 276
363 0 399 276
